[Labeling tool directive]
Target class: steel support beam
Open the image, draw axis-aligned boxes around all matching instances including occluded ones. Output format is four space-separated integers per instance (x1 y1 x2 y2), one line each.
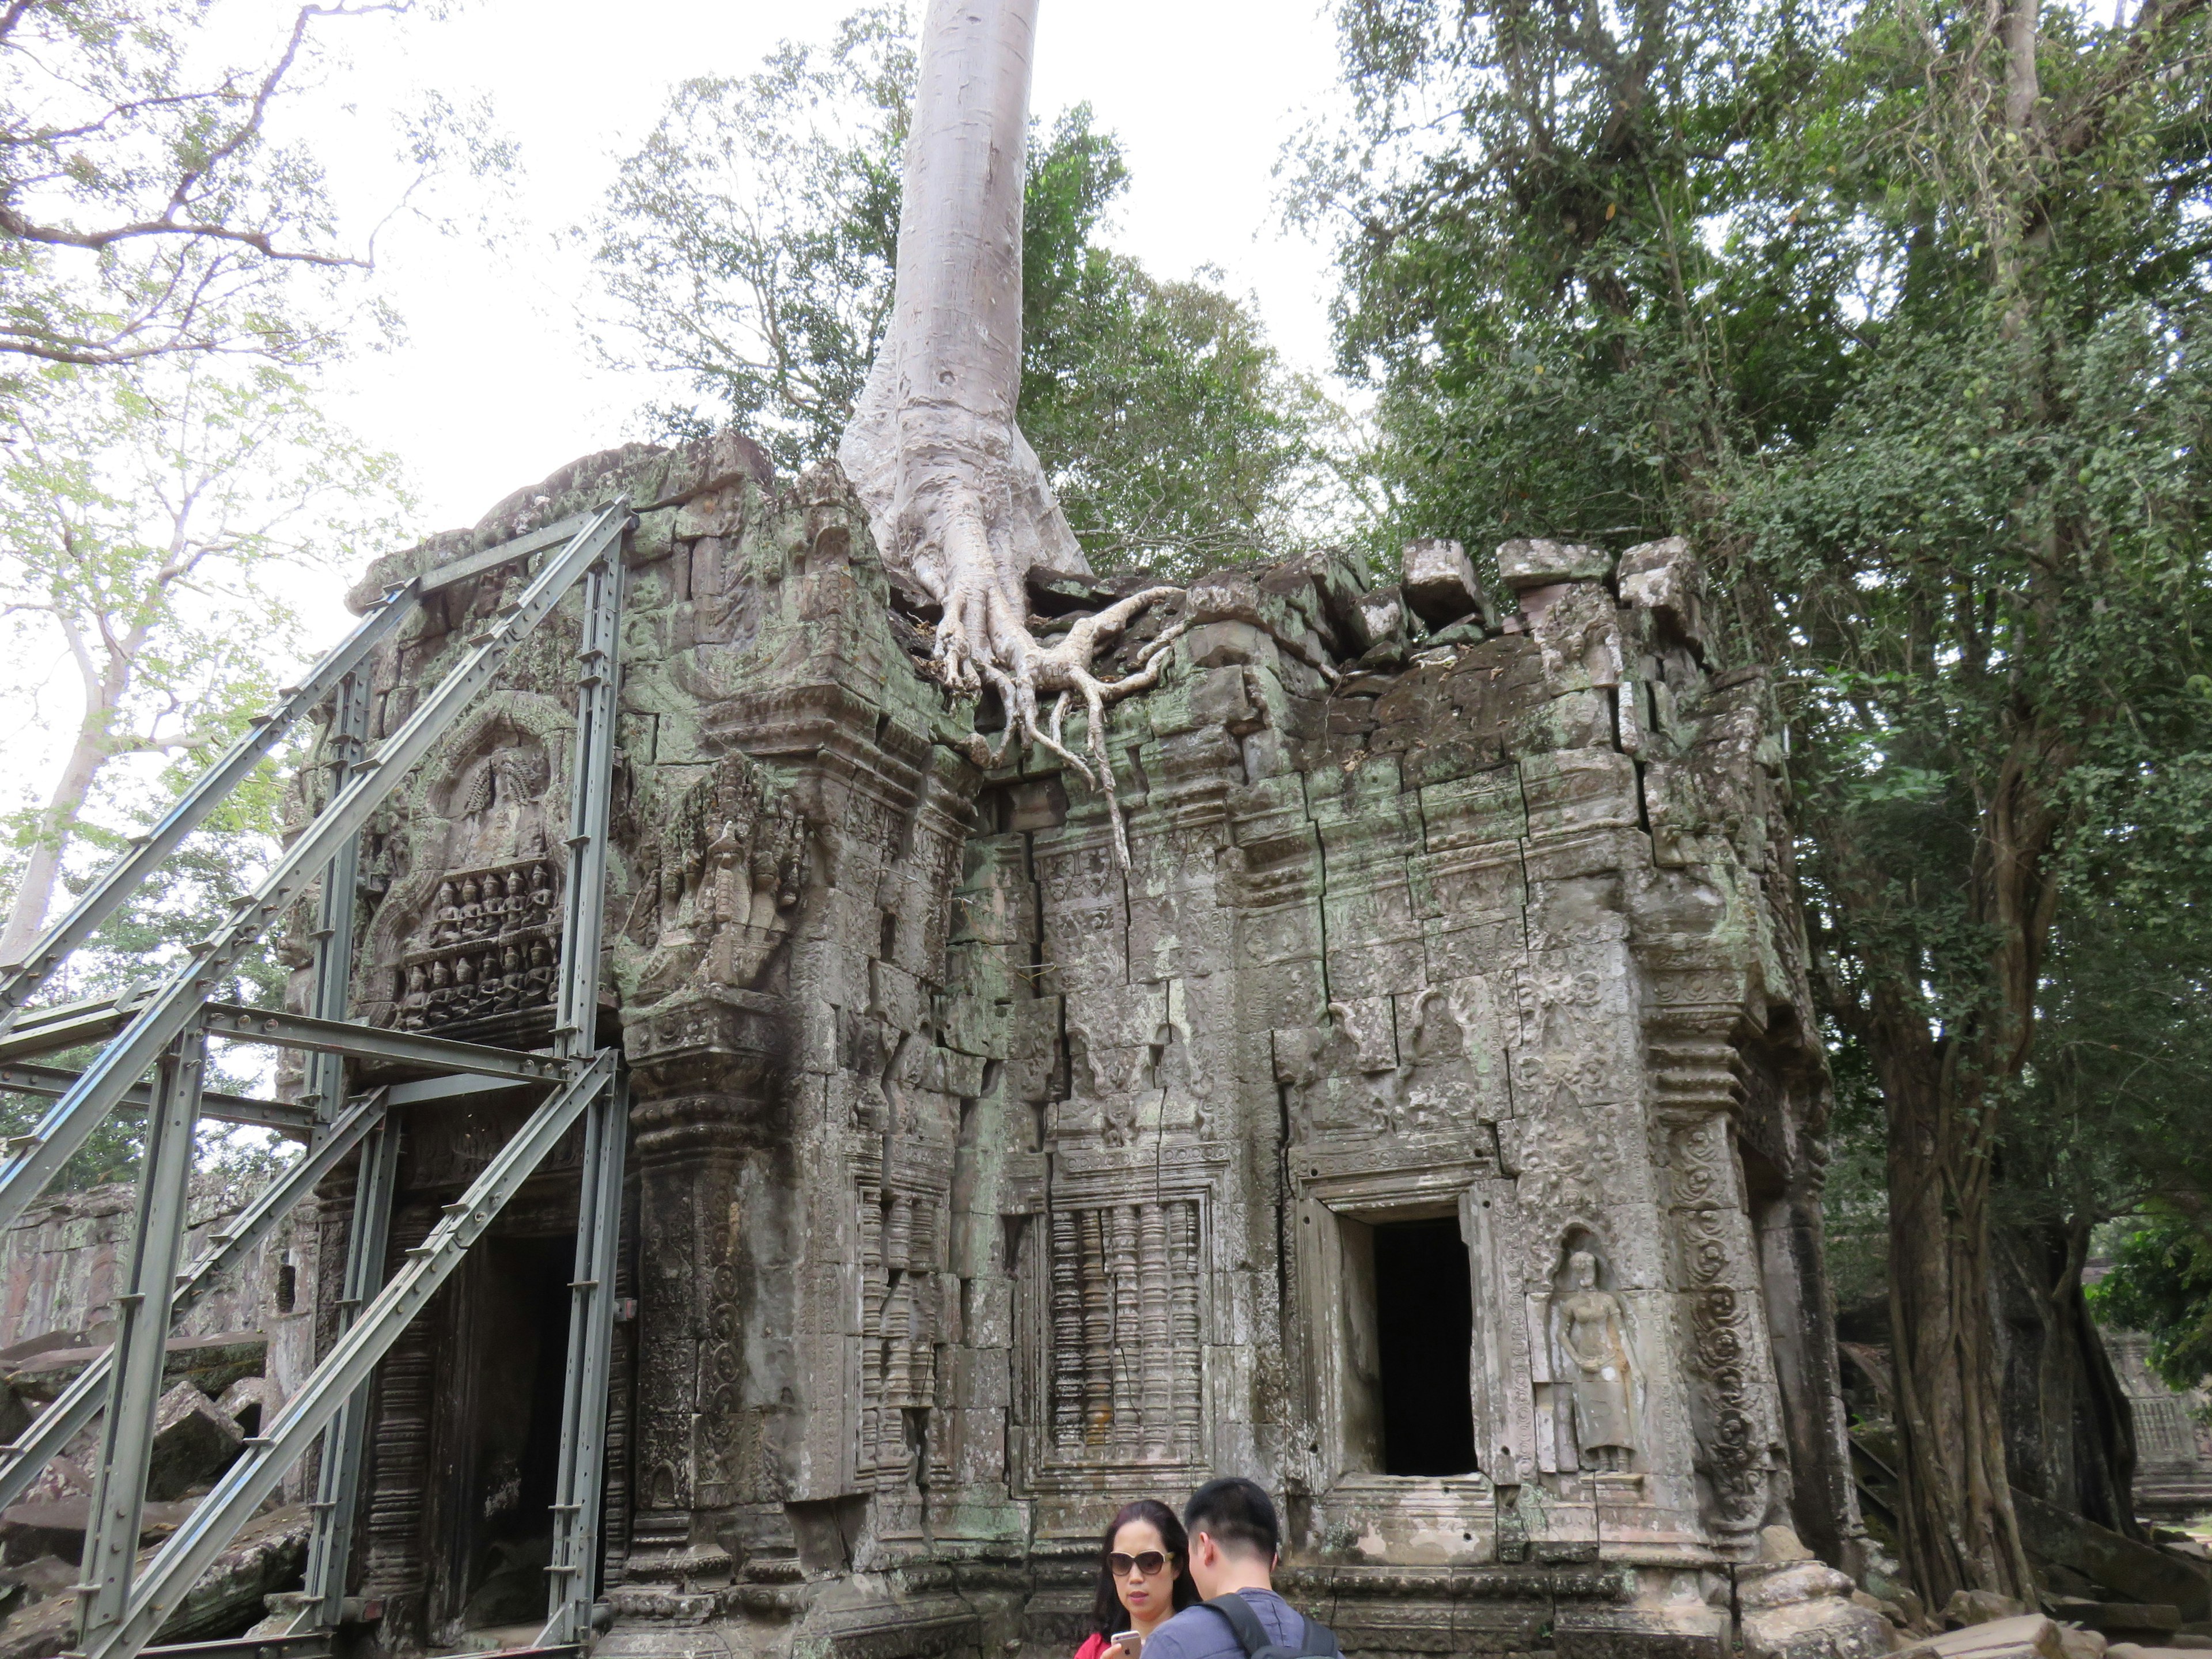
551 533 623 1060
198 1005 571 1084
0 1090 388 1516
77 1031 206 1650
0 498 630 1238
0 1063 312 1138
303 669 372 1123
536 521 627 1643
421 509 597 596
0 988 154 1065
540 1066 628 1645
81 1051 619 1659
0 585 420 1033
301 1112 399 1626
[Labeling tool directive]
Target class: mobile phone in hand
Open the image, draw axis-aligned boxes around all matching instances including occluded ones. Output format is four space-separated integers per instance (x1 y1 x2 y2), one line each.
1112 1633 1143 1659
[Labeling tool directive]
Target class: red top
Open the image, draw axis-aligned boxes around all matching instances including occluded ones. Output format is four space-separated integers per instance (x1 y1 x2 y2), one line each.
1073 1635 1112 1659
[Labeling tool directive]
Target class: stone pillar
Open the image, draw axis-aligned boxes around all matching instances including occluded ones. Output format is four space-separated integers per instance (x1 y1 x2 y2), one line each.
620 1087 745 1601
1654 1020 1786 1551
615 984 788 1610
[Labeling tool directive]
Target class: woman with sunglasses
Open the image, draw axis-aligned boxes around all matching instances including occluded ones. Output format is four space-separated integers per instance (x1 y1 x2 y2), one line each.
1074 1499 1199 1659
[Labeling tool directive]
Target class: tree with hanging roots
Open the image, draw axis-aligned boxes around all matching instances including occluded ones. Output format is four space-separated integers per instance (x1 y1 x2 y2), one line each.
838 0 1183 865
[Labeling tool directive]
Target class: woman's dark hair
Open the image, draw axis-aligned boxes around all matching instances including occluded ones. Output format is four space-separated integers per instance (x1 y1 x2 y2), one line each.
1089 1499 1198 1637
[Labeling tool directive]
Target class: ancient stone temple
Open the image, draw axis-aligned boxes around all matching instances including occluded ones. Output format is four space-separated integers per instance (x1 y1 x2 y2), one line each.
294 431 1882 1659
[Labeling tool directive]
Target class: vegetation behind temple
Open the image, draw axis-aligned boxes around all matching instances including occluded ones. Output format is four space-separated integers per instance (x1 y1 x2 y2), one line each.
1304 0 2212 1604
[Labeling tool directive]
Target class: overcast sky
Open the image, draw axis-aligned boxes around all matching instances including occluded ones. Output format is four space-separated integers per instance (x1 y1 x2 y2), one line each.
322 0 1351 538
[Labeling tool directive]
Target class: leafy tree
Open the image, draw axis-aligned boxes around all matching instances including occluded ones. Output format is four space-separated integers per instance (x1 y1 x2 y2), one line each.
0 0 498 382
0 358 407 967
1308 0 2212 1603
589 6 1335 575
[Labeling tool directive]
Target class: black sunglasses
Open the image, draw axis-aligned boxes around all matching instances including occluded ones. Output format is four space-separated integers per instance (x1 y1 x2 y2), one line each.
1108 1551 1175 1578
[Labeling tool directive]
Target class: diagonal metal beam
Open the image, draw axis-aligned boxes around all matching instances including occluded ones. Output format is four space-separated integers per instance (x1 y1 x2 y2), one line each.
0 1063 313 1138
0 1090 389 1517
421 510 597 596
0 499 631 1238
198 1005 571 1084
82 1052 618 1659
0 585 421 1035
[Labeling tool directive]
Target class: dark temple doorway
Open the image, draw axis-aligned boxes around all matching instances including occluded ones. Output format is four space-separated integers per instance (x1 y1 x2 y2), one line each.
1372 1217 1478 1476
436 1231 574 1635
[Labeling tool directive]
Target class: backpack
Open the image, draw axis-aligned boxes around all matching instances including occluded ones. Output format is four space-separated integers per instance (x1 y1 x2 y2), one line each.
1200 1593 1340 1659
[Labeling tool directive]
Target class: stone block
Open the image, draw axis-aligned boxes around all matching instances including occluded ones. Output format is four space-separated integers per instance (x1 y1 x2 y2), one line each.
1402 538 1488 627
147 1379 244 1500
1897 1615 2071 1659
1498 538 1612 591
1738 1565 1893 1659
1616 536 1708 653
1554 1603 1729 1659
1354 585 1408 652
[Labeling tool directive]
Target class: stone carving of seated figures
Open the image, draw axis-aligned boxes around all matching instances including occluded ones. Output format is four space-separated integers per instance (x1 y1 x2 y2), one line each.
431 881 461 945
1554 1248 1637 1474
400 964 429 1029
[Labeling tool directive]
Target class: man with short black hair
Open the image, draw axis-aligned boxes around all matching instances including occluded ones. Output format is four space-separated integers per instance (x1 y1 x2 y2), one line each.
1136 1479 1338 1659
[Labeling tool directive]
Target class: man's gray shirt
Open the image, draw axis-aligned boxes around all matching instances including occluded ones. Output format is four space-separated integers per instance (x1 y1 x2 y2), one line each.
1142 1589 1304 1659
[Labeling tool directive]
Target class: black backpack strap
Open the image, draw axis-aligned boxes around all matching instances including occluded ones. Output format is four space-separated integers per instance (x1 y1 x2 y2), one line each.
1202 1595 1275 1659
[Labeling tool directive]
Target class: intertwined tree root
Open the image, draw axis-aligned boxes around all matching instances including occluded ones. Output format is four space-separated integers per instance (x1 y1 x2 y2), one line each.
931 573 1188 868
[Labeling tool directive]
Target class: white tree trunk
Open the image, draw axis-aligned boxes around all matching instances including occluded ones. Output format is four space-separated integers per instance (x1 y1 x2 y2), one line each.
840 0 1184 865
0 723 107 966
839 0 1088 687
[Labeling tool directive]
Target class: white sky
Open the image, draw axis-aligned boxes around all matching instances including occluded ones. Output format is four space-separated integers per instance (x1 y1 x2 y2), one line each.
324 0 1350 544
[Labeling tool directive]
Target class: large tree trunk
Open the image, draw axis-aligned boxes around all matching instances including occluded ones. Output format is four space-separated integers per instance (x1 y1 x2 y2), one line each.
1877 1003 2039 1608
1994 1219 2142 1540
839 0 1086 684
838 0 1184 865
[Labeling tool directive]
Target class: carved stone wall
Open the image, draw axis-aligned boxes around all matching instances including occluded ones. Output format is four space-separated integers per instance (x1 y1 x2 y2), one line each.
301 434 1873 1659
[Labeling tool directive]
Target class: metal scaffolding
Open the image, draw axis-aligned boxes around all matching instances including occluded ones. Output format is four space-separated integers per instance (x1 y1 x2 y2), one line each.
0 500 638 1659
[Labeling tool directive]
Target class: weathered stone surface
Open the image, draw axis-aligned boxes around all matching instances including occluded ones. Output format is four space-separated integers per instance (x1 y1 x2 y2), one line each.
273 435 1860 1659
145 1379 244 1500
1499 537 1612 590
1401 537 1486 627
1899 1615 2073 1659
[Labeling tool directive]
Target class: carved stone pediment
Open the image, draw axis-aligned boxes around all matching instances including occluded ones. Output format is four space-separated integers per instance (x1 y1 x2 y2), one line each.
394 857 560 1032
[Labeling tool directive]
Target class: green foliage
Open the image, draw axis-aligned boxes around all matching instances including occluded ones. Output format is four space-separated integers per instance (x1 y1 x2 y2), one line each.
590 6 1337 573
2090 1214 2212 1394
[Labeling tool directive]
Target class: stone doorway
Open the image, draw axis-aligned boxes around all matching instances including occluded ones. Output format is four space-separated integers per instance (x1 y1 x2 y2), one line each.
1372 1217 1478 1477
427 1229 575 1642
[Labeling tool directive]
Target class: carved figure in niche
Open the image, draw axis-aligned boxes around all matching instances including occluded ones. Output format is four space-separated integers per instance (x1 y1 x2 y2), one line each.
452 748 548 869
1552 1248 1636 1472
619 749 809 1006
432 881 460 944
459 877 484 935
